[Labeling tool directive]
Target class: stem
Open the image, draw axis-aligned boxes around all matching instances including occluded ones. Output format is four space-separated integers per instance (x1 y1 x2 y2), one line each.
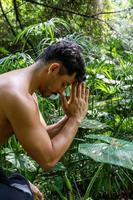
52 185 67 200
83 163 104 200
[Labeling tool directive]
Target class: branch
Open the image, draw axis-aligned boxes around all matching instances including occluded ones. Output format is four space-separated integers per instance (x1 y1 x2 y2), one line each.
11 0 37 55
26 0 92 18
95 17 132 49
0 0 16 36
1 0 132 20
92 7 133 16
12 0 23 29
25 0 133 18
95 17 116 31
0 0 36 55
0 2 25 18
94 17 122 36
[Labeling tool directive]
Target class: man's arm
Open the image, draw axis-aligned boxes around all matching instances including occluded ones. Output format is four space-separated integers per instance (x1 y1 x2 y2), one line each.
33 93 69 138
46 115 68 138
5 83 88 170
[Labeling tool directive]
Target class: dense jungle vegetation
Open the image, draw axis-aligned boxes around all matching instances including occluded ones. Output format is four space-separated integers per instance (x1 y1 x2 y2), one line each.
0 0 133 199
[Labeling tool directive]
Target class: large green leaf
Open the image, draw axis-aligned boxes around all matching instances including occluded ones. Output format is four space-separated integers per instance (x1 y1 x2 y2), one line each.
79 135 133 170
5 148 36 172
80 119 108 129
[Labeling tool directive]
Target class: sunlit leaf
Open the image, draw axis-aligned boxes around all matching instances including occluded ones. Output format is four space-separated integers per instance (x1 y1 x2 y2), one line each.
79 135 133 170
80 119 108 129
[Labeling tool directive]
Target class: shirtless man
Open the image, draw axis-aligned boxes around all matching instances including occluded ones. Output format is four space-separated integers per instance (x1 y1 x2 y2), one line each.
0 40 89 200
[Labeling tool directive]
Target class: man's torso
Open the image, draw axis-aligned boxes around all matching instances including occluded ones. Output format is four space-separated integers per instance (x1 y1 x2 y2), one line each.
0 69 32 146
0 73 14 145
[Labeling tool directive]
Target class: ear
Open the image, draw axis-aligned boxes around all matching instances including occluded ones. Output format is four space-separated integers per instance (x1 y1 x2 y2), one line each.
48 63 60 75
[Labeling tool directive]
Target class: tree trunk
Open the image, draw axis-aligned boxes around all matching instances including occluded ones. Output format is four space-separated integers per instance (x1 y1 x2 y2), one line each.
12 0 23 29
0 0 16 36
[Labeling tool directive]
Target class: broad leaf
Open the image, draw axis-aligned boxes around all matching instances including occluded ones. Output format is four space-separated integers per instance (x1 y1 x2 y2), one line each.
5 148 36 172
80 119 107 129
79 135 133 170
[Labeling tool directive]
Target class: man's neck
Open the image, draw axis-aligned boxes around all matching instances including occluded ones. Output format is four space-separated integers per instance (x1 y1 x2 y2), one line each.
25 62 47 95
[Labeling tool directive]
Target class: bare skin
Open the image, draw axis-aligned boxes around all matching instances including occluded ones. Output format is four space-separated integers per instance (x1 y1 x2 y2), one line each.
0 60 89 200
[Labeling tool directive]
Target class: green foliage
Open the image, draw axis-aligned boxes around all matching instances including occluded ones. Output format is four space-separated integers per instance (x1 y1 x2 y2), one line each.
79 135 133 170
16 17 70 54
4 148 36 172
0 47 9 56
83 164 103 200
0 2 133 198
0 52 34 73
0 29 133 198
0 136 38 180
80 118 108 130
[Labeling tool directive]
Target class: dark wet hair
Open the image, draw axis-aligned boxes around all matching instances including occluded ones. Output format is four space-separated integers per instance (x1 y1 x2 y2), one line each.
38 40 86 82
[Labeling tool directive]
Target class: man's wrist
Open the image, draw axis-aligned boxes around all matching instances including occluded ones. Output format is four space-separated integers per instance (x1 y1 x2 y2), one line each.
69 116 81 126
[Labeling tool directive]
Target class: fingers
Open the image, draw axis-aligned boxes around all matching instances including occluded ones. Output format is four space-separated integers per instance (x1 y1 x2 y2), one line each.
34 191 44 200
70 82 89 100
30 181 44 200
81 82 86 99
71 82 82 99
77 83 81 98
77 82 86 99
77 82 89 104
71 82 77 100
60 93 70 116
38 191 44 200
85 87 89 102
60 93 68 109
34 197 39 200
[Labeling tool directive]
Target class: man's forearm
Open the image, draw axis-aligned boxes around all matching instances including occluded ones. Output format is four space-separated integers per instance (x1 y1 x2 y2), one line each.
49 117 80 166
47 115 68 138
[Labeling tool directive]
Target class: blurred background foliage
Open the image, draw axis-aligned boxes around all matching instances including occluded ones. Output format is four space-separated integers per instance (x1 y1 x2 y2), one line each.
0 0 133 199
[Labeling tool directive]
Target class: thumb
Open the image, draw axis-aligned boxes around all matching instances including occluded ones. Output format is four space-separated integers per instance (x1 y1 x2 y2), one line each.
60 94 68 110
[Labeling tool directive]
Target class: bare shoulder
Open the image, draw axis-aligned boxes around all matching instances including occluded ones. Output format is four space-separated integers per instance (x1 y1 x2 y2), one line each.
0 78 27 108
3 88 35 114
1 86 39 131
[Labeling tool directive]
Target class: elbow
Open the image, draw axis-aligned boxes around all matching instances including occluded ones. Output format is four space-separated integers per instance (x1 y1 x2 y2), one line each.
42 147 59 170
41 153 58 171
42 160 57 171
34 145 58 171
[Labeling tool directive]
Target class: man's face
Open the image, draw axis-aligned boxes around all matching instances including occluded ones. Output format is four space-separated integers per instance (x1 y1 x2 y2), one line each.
39 63 76 97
